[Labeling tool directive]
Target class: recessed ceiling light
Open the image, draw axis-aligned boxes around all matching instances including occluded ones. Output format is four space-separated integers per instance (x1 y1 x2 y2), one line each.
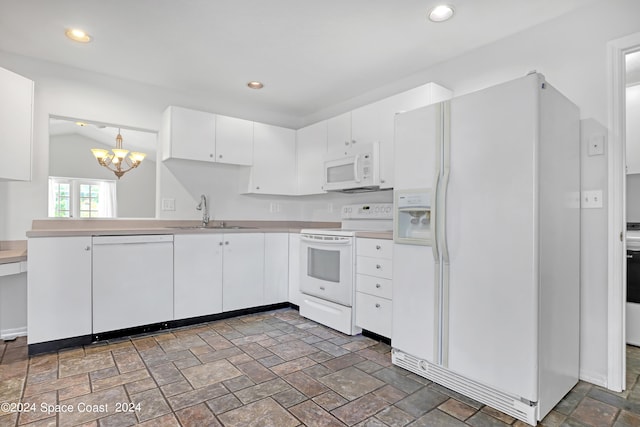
428 5 455 22
75 121 87 127
65 28 92 43
247 81 264 89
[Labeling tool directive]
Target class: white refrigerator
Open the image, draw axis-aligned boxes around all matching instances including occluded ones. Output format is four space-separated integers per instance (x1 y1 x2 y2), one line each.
391 73 580 425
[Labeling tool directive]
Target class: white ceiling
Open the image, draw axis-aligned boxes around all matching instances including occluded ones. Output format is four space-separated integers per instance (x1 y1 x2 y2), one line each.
0 0 598 122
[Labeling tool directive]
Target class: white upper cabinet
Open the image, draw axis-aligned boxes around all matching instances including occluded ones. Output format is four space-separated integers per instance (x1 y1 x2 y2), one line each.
0 67 33 181
161 106 253 166
215 115 253 165
248 122 296 195
162 106 216 162
327 112 352 155
296 121 328 195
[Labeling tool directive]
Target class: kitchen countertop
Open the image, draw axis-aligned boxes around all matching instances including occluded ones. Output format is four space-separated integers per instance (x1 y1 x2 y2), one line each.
0 240 27 265
27 219 341 238
355 231 393 240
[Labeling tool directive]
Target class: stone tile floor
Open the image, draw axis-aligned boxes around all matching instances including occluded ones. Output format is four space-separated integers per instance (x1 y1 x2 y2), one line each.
0 308 639 426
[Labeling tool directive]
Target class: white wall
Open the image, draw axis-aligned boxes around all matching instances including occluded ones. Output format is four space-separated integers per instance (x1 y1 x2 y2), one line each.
49 133 156 218
581 119 609 386
0 272 27 339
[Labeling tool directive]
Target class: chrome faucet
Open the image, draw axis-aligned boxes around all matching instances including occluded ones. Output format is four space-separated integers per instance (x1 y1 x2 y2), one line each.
196 194 209 226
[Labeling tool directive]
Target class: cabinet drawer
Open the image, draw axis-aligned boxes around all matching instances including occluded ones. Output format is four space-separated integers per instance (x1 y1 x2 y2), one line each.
357 238 393 259
355 292 392 338
357 256 393 279
356 274 392 299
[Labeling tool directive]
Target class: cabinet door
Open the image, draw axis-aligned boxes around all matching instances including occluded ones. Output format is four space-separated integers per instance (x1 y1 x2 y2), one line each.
296 121 328 195
250 123 296 194
327 112 352 155
0 67 33 181
27 237 92 344
264 233 289 305
288 234 302 306
174 234 223 319
163 106 215 161
222 233 265 311
215 115 254 165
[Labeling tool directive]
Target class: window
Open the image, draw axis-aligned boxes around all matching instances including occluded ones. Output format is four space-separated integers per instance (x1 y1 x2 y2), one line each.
48 177 117 218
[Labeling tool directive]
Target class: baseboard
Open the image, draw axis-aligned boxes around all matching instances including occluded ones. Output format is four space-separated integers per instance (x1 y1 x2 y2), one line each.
1 326 27 340
579 370 607 388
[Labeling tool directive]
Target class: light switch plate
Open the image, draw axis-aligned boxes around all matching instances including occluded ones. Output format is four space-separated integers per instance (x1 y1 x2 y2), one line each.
161 198 175 211
588 135 605 156
582 190 603 208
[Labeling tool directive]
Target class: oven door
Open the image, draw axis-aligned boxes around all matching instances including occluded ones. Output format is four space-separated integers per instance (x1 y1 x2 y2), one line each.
299 234 354 306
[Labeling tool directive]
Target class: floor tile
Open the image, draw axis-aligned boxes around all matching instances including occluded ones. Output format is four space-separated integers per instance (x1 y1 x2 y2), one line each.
206 393 243 414
394 387 449 418
4 309 640 427
289 399 346 427
319 367 385 401
180 359 241 389
331 393 388 425
571 396 619 427
174 402 221 427
217 397 299 427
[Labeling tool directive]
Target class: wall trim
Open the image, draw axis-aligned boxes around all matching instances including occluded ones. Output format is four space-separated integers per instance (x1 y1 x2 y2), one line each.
1 326 27 341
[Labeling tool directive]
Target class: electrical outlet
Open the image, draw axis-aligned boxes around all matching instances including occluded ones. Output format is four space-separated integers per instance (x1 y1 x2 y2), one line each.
161 198 175 211
582 190 603 208
588 135 605 156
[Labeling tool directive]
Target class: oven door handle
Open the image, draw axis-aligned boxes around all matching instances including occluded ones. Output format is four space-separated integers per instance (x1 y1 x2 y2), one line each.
300 235 352 245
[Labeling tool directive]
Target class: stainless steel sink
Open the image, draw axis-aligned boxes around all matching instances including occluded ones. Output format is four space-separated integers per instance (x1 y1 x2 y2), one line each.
168 226 256 230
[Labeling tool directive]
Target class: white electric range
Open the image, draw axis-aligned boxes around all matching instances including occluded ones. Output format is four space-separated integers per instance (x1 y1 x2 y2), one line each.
299 203 393 335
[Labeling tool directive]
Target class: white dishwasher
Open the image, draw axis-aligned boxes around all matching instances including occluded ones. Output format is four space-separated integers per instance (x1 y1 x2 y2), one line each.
92 235 174 335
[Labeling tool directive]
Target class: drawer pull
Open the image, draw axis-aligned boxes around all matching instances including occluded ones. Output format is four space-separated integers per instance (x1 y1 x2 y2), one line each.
376 264 382 269
375 303 381 308
376 245 381 250
376 283 381 288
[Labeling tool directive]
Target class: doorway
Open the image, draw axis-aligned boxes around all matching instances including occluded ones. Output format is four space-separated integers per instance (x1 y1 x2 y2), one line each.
608 32 640 392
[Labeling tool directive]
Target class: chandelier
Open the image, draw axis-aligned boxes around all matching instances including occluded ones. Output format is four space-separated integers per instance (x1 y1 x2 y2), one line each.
90 129 146 179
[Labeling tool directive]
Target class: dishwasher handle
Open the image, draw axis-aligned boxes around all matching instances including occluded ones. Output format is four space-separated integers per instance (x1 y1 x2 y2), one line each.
92 235 174 245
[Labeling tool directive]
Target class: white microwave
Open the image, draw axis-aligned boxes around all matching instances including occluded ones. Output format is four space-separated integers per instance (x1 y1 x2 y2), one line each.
322 142 381 192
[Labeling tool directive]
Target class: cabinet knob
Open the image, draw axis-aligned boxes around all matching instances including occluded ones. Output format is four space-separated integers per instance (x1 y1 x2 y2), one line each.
219 154 223 158
84 246 91 251
225 241 229 245
381 179 386 184
344 141 349 146
376 245 381 250
375 303 381 308
351 139 356 144
376 264 382 269
210 154 214 158
376 283 381 288
219 242 223 246
256 186 260 190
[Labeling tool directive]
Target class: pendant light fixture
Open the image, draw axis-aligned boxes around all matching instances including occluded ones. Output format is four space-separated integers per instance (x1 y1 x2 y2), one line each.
91 128 146 178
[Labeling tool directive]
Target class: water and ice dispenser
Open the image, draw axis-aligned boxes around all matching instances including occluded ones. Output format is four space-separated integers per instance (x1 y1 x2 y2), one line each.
394 189 432 245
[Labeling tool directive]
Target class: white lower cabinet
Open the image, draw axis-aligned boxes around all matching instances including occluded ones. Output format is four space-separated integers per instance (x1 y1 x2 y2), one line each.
174 234 223 319
223 233 265 311
264 233 289 305
92 235 174 334
355 238 393 338
27 237 92 344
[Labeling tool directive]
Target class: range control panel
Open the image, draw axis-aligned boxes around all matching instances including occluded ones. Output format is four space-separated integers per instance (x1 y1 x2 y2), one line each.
341 203 393 220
